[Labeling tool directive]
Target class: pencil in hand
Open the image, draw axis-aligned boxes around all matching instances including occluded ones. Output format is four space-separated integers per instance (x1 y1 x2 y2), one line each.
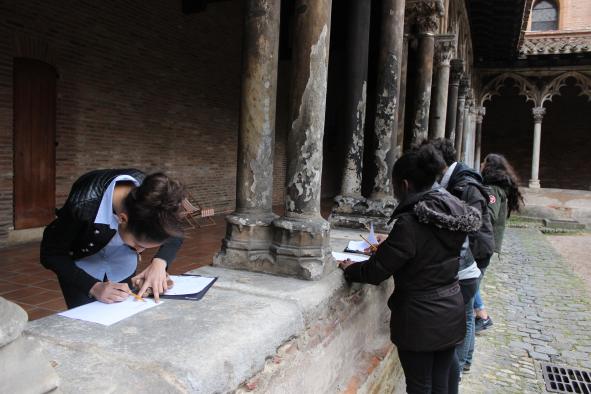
359 234 378 252
129 290 145 302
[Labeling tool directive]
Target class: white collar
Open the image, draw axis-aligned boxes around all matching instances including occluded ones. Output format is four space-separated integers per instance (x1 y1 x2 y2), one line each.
95 175 140 230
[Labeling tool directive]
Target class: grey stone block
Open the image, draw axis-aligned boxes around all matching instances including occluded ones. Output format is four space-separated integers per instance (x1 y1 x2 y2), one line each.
0 297 28 348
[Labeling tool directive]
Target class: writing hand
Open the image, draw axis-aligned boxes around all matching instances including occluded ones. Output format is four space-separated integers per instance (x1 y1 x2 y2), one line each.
338 259 354 271
90 281 130 304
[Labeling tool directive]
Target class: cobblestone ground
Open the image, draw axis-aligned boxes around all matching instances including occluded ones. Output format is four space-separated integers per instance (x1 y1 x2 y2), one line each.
461 228 591 393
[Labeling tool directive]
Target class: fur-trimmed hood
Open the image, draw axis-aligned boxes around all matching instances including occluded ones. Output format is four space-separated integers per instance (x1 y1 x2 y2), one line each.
393 187 481 233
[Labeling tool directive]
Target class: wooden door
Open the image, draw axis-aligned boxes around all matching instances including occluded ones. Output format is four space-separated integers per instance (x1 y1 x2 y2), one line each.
13 58 57 229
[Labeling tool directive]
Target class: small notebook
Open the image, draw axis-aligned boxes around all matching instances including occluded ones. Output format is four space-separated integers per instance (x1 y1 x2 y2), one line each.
159 274 217 301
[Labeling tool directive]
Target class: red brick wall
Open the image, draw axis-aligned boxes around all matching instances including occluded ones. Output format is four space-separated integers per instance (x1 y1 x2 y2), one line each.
0 0 288 244
482 81 591 191
558 0 591 31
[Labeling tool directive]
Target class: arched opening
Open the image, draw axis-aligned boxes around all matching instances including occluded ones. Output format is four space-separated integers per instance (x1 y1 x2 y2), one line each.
481 79 534 187
531 0 559 31
538 78 591 190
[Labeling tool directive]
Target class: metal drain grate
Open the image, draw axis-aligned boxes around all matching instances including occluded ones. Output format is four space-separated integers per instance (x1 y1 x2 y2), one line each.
541 363 591 393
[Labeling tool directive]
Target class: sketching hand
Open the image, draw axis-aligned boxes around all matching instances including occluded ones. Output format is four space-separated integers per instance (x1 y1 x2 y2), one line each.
90 281 130 304
132 258 168 302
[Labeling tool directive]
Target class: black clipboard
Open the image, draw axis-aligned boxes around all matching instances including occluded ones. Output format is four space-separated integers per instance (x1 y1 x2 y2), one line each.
158 274 218 301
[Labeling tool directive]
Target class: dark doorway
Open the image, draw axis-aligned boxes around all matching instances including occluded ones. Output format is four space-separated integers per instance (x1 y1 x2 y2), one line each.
13 57 57 229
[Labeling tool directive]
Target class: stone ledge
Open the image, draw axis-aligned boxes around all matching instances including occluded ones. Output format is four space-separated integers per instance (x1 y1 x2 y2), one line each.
24 228 401 393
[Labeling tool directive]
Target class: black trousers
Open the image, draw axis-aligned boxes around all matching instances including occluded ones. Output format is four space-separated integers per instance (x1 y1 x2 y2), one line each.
398 347 457 394
58 273 134 309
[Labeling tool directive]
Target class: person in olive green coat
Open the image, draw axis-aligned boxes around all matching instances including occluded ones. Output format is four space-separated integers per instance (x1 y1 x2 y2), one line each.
474 154 524 328
481 154 524 255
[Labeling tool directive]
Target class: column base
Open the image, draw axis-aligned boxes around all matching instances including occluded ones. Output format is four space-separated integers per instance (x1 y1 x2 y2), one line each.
213 212 277 272
329 195 370 229
528 179 541 188
364 197 398 233
270 216 334 280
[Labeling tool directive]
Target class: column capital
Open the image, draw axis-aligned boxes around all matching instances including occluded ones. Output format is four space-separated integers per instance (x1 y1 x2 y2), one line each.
449 59 464 85
434 34 456 67
532 106 546 122
476 106 486 123
459 75 471 97
405 0 444 34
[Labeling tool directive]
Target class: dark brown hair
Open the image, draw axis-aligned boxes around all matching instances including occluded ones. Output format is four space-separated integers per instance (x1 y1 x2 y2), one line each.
393 143 446 192
124 173 187 242
481 154 524 217
429 138 457 166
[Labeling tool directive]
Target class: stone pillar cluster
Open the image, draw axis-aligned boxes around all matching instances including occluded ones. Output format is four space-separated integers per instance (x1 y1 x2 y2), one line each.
216 0 335 280
218 0 492 280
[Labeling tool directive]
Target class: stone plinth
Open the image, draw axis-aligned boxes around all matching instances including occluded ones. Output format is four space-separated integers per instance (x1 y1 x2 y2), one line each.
25 229 405 393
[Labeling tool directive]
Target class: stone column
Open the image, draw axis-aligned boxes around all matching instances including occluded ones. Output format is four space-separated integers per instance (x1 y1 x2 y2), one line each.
454 75 470 161
529 107 545 188
215 0 281 270
407 0 444 144
428 34 455 140
329 0 371 229
396 33 409 155
271 0 333 280
365 0 406 231
464 104 478 166
474 106 485 169
460 96 474 163
445 59 463 140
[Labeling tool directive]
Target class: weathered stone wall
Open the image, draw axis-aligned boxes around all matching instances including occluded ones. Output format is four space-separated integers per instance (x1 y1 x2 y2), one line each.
481 82 591 191
25 229 406 393
0 0 288 245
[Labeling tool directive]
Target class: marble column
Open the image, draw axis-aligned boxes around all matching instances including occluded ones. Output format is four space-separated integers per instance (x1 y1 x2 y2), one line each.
407 0 444 144
365 0 406 231
474 106 485 169
271 0 333 280
215 0 280 270
428 34 455 140
460 96 474 163
464 104 478 166
445 59 463 140
329 0 371 229
454 75 470 161
529 107 545 188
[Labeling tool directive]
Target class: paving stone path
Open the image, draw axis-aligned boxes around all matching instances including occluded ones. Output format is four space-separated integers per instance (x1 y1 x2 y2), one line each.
461 228 591 393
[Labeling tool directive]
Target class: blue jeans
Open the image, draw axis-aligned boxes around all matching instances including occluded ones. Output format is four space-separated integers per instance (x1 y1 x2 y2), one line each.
473 290 484 310
459 296 476 368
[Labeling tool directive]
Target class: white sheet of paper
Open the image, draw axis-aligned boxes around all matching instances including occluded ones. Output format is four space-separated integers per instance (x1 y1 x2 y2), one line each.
332 252 369 263
58 297 162 326
164 275 216 296
346 240 370 252
368 223 378 244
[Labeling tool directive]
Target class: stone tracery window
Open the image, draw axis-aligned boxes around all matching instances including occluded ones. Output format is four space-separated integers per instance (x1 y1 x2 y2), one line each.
531 0 559 31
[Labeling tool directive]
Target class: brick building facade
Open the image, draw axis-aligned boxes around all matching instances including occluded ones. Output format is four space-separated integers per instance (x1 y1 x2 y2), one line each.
0 0 288 245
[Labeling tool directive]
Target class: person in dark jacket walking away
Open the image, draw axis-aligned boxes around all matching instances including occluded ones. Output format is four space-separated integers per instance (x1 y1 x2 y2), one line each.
430 138 495 375
41 169 187 308
338 145 482 394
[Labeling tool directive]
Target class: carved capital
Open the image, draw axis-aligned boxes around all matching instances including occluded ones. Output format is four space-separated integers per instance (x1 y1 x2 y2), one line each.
532 107 546 122
405 0 445 34
458 75 471 97
449 59 464 85
434 34 456 66
478 106 486 122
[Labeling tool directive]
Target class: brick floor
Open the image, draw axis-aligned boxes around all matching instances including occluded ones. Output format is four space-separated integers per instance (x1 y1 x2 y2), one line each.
0 200 334 321
0 216 227 321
